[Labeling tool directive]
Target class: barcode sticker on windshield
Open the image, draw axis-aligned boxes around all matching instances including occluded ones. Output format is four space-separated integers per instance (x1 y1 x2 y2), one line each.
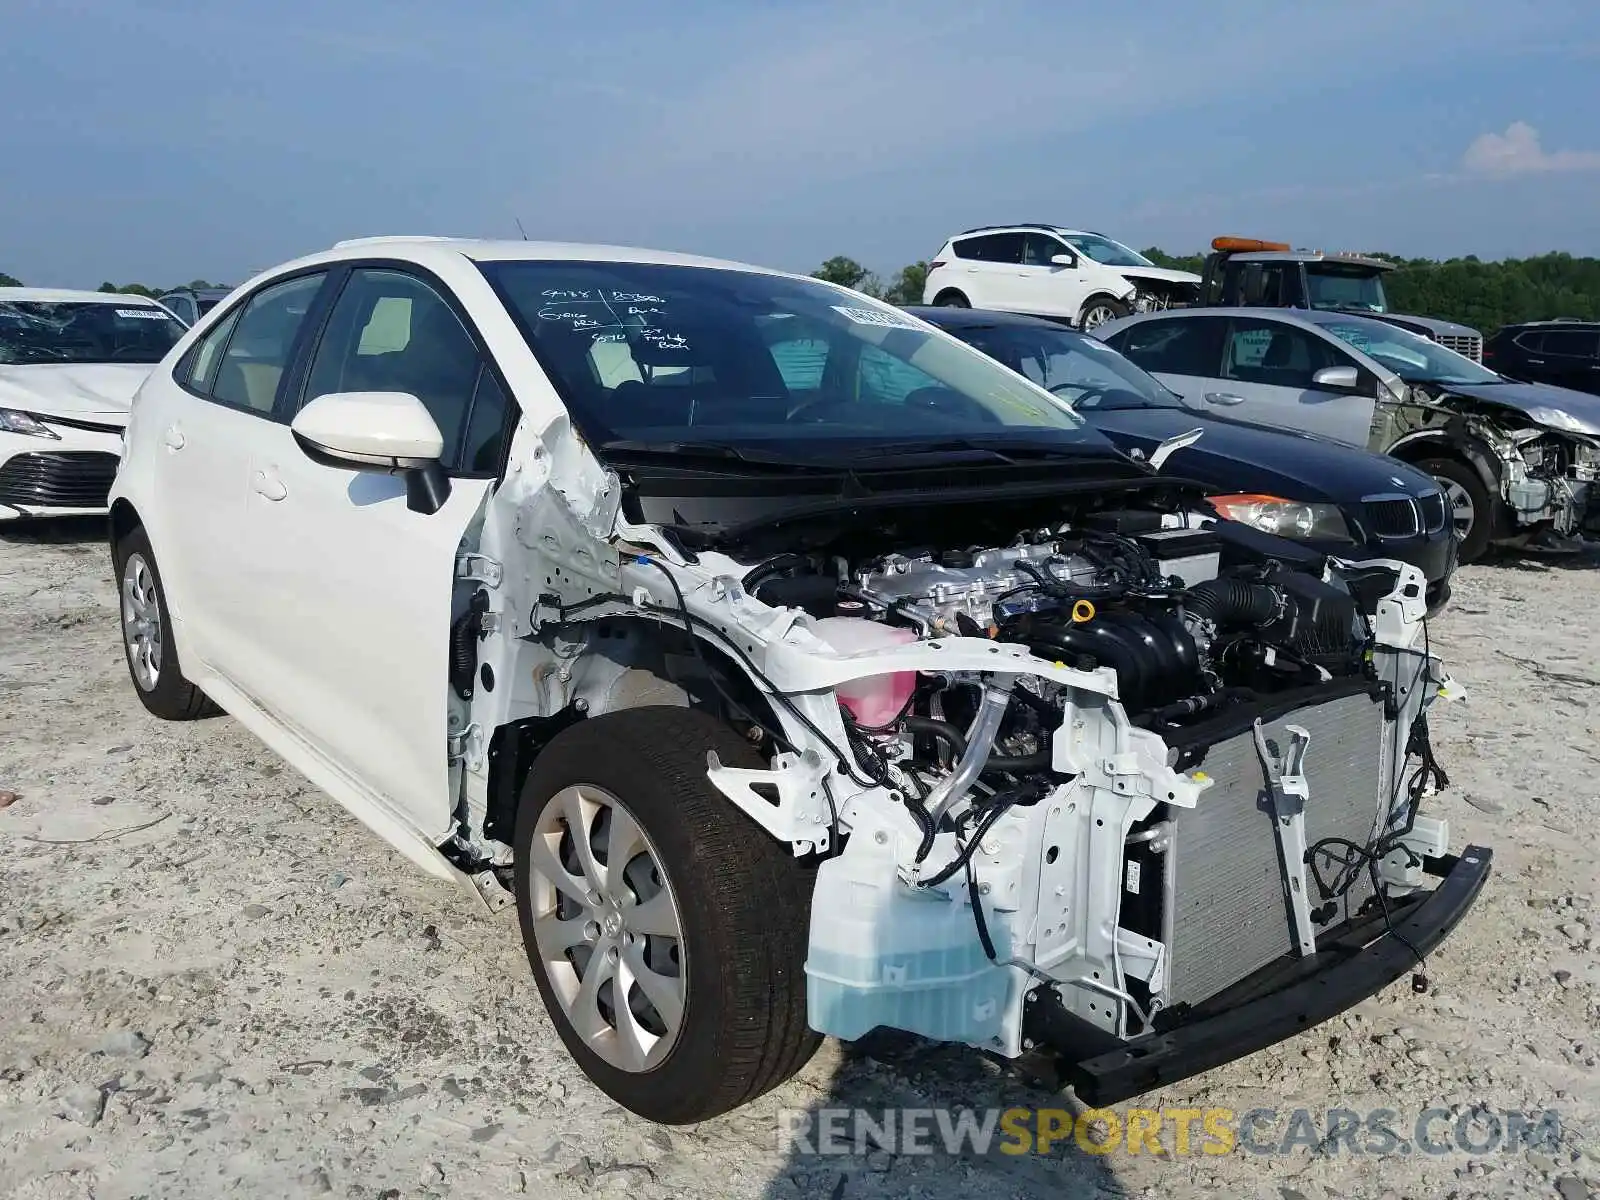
116 309 168 319
831 305 923 330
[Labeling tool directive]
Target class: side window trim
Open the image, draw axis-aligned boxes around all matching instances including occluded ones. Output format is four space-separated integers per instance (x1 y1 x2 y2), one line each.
290 258 519 481
175 268 331 418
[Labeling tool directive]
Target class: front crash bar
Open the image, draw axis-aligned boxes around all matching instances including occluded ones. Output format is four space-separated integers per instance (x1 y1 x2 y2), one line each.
1022 845 1492 1106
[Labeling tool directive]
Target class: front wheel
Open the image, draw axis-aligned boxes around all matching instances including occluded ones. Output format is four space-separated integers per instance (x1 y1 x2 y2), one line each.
1418 457 1495 563
1077 295 1129 332
513 706 820 1124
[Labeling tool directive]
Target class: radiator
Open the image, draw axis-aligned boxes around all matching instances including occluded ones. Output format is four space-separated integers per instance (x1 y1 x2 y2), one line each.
1164 691 1391 1008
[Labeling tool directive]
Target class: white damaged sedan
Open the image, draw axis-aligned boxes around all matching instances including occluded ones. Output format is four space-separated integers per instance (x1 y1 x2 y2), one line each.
0 288 188 521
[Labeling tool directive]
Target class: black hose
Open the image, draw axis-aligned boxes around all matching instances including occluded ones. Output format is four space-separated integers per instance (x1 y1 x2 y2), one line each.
903 716 966 759
1184 578 1280 625
448 590 489 698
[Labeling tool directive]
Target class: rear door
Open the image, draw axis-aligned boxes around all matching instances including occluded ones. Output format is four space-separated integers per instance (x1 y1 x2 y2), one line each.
140 271 331 676
1526 327 1600 394
236 263 516 840
954 232 1026 310
1211 316 1376 445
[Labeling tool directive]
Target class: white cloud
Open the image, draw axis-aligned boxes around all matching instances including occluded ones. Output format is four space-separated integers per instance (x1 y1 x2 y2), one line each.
1462 122 1600 175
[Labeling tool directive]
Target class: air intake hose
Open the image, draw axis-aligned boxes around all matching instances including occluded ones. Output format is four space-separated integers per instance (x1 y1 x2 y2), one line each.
1184 578 1281 626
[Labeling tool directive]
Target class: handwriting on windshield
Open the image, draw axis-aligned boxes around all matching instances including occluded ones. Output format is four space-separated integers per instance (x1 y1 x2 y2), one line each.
536 287 688 351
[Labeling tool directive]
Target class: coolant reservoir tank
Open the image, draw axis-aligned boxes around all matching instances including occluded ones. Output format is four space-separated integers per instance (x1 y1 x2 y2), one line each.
810 616 917 726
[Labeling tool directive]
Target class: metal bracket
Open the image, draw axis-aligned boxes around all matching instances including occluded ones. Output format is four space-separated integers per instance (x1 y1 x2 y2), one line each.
456 554 503 588
448 723 486 772
1254 720 1317 957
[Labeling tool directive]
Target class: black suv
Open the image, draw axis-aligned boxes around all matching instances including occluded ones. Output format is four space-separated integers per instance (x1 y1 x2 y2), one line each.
1484 320 1600 396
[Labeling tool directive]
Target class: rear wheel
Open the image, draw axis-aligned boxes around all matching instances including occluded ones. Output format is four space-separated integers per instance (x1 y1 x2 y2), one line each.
932 289 969 307
1419 457 1495 563
112 527 217 720
513 706 820 1124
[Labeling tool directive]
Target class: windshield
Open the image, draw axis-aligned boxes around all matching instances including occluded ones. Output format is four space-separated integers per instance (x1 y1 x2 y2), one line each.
480 260 1115 461
1313 317 1502 385
947 322 1190 412
1062 233 1154 268
0 300 186 365
1304 264 1389 313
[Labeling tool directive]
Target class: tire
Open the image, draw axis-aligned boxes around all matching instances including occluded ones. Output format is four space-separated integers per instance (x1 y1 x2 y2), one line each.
932 289 969 308
1077 295 1129 332
111 526 218 720
513 705 821 1124
1418 457 1495 563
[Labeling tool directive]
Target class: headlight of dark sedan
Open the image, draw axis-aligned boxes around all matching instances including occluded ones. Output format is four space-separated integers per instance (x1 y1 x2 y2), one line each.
1208 493 1354 541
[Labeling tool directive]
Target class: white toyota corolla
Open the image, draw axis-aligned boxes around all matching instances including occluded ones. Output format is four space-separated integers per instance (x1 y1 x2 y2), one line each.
0 287 188 520
108 236 1485 1125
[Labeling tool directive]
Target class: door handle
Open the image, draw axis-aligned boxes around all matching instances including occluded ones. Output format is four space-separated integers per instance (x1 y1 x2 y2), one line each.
252 470 287 501
1204 392 1246 406
164 427 185 451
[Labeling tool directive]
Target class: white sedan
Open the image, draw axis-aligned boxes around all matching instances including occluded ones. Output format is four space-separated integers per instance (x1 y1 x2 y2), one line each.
107 236 1474 1125
0 288 188 521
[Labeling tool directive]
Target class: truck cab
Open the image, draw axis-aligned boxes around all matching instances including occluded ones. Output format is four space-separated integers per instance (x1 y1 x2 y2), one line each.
1198 237 1485 362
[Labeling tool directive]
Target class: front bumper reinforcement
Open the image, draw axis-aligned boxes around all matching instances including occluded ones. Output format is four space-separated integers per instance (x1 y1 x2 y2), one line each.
1023 845 1492 1106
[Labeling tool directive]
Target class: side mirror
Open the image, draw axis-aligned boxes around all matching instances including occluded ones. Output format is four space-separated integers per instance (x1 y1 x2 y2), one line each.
1049 253 1078 268
290 391 452 515
1311 365 1360 390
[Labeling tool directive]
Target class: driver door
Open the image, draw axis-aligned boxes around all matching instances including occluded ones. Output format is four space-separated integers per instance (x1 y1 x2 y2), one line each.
235 264 515 841
1213 317 1376 445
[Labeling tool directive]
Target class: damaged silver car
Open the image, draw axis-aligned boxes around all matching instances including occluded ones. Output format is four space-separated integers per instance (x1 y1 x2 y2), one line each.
108 238 1490 1124
1098 306 1600 562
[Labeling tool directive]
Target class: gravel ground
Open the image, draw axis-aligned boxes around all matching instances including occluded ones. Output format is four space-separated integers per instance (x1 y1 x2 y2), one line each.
2 518 1597 1200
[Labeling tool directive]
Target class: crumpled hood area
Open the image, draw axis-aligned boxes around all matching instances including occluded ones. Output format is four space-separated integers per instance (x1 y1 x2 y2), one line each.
1119 266 1202 286
0 363 151 422
1437 379 1600 437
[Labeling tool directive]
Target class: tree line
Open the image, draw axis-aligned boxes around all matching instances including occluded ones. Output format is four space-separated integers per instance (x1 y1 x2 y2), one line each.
814 250 1600 334
0 272 227 298
10 250 1600 333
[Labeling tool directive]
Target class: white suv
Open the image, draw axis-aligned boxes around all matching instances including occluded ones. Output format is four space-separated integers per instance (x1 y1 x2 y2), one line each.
921 225 1201 330
107 235 1479 1126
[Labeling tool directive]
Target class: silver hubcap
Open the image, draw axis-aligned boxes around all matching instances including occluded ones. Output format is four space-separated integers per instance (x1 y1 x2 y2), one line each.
121 554 162 691
1082 305 1115 330
1439 478 1475 538
526 784 686 1072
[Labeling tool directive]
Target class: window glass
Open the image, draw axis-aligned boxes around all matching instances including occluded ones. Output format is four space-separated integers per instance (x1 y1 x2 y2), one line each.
953 233 1024 264
1022 234 1069 266
184 307 242 392
210 273 326 413
302 269 484 469
956 324 1186 411
0 299 187 366
767 334 831 392
1110 317 1228 377
857 344 939 404
1059 233 1153 268
479 260 1098 453
1307 314 1501 385
460 367 513 474
1541 329 1600 357
1222 318 1344 387
1304 264 1389 313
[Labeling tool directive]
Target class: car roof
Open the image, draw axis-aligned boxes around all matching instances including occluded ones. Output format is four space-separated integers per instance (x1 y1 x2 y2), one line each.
948 225 1092 240
0 286 166 305
902 305 1083 333
322 235 785 275
1223 250 1395 272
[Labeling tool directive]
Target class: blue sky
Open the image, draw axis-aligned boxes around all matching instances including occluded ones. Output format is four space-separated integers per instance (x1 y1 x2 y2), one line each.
3 0 1598 289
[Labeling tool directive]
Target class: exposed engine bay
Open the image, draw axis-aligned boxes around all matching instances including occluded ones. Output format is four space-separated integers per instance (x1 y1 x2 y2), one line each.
451 468 1457 1097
